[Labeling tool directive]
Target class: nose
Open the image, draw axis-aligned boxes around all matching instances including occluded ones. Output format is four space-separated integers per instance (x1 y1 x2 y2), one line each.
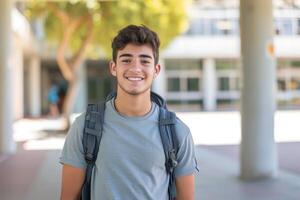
129 58 142 72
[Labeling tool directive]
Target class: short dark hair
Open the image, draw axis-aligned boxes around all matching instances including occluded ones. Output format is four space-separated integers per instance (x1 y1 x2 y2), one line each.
111 25 160 65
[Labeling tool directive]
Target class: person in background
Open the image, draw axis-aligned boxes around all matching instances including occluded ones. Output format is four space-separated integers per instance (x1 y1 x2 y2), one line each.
48 82 60 117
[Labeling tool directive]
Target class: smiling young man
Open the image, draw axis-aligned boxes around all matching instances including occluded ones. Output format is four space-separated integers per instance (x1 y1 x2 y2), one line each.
60 25 198 200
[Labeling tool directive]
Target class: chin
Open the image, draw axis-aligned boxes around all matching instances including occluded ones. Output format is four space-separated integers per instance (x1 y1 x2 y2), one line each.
126 89 147 96
118 85 150 96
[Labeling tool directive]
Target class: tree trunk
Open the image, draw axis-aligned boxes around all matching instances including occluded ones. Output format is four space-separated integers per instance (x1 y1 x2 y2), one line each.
61 79 79 128
48 5 93 128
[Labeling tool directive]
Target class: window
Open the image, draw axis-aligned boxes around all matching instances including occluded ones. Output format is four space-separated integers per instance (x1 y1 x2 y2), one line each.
277 80 286 91
187 78 200 91
277 59 300 91
88 79 98 100
186 18 238 36
186 19 206 35
297 18 300 35
275 18 294 35
210 19 221 35
218 77 230 91
216 19 234 35
165 59 202 93
167 78 180 92
291 61 300 68
216 60 240 70
165 59 202 70
290 78 300 90
216 59 241 92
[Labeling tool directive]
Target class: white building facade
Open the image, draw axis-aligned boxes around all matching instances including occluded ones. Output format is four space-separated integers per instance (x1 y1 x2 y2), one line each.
157 2 300 111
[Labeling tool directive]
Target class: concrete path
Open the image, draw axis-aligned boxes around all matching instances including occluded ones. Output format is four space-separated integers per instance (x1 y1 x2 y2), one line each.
2 146 298 200
0 110 299 199
195 147 300 200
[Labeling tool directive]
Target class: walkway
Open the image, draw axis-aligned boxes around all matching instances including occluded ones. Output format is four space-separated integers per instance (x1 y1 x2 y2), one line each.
0 110 299 199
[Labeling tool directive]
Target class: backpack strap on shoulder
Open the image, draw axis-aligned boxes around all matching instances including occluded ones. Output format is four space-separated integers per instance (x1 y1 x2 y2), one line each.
151 91 167 108
158 107 179 200
81 103 105 200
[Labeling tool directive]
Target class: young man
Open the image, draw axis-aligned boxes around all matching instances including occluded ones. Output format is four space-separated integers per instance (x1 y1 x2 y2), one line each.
60 25 198 200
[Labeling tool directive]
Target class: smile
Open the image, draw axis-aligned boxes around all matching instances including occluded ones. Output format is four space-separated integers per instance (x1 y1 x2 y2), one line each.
125 77 144 81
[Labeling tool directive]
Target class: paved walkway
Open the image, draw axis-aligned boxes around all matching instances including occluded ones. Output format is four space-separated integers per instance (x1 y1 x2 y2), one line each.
0 110 299 199
1 146 300 200
195 147 300 200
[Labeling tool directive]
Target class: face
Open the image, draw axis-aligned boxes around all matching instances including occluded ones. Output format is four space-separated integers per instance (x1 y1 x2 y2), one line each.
110 43 160 96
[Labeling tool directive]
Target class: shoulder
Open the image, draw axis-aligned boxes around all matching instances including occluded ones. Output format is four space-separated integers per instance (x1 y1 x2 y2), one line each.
71 102 109 134
60 112 88 168
73 112 86 128
174 114 191 143
68 112 86 137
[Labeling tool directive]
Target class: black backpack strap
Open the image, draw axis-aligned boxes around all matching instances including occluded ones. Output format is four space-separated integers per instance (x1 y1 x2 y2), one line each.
158 107 179 200
151 91 167 108
81 103 105 200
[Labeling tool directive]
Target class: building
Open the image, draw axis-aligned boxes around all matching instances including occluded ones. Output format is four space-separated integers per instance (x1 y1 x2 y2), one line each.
5 0 300 118
1 0 285 180
157 1 300 111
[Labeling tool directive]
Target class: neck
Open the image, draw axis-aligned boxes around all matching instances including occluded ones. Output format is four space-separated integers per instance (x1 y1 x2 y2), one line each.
114 89 152 117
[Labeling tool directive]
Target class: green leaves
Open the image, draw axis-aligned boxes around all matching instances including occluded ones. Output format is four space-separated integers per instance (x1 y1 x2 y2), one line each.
25 0 189 59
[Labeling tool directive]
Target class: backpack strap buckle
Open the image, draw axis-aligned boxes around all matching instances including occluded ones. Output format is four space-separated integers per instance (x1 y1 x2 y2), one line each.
166 149 178 173
85 152 95 164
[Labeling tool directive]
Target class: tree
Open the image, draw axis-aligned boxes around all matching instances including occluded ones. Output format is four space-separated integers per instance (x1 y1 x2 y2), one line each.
25 0 189 118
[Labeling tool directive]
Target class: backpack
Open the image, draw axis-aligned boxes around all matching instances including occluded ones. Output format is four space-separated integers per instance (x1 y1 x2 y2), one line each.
81 92 179 200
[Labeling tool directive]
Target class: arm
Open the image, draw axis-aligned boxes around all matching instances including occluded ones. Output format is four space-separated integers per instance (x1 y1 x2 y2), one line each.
60 164 86 200
174 174 195 200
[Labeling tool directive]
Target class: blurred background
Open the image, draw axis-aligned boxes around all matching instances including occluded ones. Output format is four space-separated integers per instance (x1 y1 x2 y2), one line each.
0 0 300 199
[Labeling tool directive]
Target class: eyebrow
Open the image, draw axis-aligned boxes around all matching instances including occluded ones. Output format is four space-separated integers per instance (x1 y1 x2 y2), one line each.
119 54 153 59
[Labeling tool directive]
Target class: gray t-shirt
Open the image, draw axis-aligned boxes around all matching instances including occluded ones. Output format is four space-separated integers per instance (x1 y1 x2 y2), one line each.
60 99 197 200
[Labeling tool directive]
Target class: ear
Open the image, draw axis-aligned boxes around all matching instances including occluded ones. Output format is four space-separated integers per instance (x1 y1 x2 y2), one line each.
154 63 161 78
109 60 117 77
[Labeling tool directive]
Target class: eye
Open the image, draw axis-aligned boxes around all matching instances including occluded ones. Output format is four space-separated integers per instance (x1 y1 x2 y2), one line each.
121 59 131 64
141 60 151 64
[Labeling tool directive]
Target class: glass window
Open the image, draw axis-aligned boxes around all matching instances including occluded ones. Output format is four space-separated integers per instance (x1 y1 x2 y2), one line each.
282 19 293 35
290 78 300 90
167 78 180 92
232 19 240 35
277 60 288 69
187 78 199 91
277 80 286 91
218 77 230 91
186 19 206 35
216 60 239 70
103 77 114 96
165 59 202 70
216 19 233 35
291 61 300 68
88 79 98 100
275 18 293 35
186 17 239 36
278 60 300 69
234 78 240 91
210 19 221 35
230 77 240 91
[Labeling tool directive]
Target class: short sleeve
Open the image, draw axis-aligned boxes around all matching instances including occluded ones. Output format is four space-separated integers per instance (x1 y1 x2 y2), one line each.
59 113 87 169
174 128 199 177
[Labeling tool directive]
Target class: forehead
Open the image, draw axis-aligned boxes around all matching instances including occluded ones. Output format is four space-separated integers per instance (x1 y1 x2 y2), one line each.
117 43 154 58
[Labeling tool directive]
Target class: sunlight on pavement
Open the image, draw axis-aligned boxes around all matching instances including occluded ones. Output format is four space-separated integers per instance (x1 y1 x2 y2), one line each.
13 117 67 142
177 110 300 145
23 137 65 150
12 110 300 150
177 112 241 145
274 110 300 142
13 117 67 150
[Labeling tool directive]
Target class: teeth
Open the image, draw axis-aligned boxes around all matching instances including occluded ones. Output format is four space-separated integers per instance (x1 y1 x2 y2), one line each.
127 77 143 81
